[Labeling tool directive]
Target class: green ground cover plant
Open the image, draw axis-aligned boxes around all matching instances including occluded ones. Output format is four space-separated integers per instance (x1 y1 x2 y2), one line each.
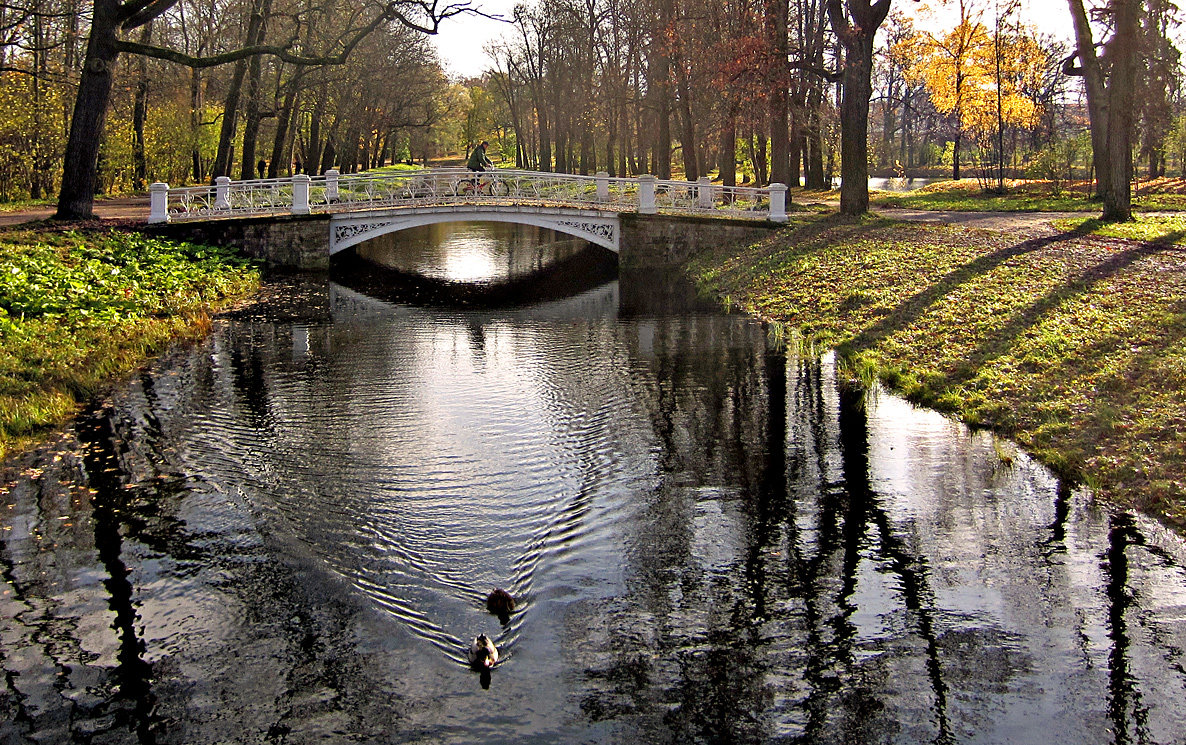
0 227 259 457
690 214 1186 529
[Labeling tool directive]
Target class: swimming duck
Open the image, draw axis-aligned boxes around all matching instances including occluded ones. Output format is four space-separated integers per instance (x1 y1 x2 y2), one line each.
468 634 498 670
486 588 516 617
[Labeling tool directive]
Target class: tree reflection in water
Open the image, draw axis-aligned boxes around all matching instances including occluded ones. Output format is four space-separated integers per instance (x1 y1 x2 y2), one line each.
1 230 1185 743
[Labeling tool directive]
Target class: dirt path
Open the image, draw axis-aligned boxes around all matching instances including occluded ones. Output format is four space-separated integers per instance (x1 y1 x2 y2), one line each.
872 207 1079 236
0 196 150 227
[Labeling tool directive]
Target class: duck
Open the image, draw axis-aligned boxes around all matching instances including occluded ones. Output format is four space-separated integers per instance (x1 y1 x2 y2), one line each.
486 588 516 618
468 634 499 670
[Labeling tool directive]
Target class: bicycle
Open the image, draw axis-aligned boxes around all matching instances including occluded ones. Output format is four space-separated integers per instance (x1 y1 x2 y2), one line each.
456 171 510 198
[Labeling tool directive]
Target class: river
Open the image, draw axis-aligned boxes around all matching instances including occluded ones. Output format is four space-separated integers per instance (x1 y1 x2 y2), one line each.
2 222 1185 744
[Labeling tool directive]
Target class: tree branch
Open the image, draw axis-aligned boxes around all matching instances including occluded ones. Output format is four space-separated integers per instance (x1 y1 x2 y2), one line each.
385 0 492 34
116 11 389 68
120 0 182 31
790 59 843 82
1062 52 1084 77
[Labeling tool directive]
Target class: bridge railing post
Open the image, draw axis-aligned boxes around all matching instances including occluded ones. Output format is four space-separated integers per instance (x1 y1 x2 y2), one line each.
325 169 340 203
697 176 713 209
149 182 169 223
596 171 610 201
214 176 231 210
638 175 657 214
768 183 788 223
292 174 311 215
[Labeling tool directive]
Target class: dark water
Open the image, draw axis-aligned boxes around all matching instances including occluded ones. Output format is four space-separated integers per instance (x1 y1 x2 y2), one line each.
3 223 1186 744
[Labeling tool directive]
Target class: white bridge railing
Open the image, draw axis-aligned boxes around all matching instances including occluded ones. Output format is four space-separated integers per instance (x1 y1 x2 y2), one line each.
148 168 788 224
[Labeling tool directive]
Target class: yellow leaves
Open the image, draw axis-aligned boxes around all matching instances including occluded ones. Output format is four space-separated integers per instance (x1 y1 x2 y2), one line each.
0 71 69 169
903 21 1046 135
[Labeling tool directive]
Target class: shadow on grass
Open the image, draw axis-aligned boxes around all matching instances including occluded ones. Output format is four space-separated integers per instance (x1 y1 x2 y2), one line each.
954 238 1179 384
837 228 1087 358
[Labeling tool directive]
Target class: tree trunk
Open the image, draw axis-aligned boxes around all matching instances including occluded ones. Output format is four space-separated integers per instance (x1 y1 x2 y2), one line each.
767 0 790 186
214 0 268 180
1068 0 1110 200
131 65 148 190
268 74 301 177
191 68 205 182
580 124 594 174
719 115 737 186
212 61 248 179
606 108 617 177
55 0 121 219
537 88 551 171
132 22 153 191
678 74 698 180
238 72 265 178
652 0 673 179
788 108 802 187
837 45 875 213
828 0 890 216
1101 0 1140 221
755 130 768 185
952 127 962 180
554 113 568 174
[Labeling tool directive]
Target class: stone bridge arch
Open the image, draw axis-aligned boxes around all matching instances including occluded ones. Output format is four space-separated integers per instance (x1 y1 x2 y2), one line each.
329 206 620 255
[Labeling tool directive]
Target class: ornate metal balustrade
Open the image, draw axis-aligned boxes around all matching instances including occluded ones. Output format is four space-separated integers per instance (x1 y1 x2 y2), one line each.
149 169 788 224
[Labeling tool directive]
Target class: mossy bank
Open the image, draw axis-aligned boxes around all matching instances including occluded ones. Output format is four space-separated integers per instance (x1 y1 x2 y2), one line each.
690 214 1186 530
0 226 259 458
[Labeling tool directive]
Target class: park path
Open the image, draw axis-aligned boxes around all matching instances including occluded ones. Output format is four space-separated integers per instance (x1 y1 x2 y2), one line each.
0 196 150 227
873 207 1079 236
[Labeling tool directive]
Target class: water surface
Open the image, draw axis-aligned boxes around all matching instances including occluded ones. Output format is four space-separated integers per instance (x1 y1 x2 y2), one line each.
2 223 1185 743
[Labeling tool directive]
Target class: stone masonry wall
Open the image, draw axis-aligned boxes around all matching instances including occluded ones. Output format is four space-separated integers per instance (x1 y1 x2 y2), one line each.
618 213 779 269
146 214 332 270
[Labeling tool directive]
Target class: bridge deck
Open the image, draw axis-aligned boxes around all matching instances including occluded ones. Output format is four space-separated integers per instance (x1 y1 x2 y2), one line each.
149 168 788 226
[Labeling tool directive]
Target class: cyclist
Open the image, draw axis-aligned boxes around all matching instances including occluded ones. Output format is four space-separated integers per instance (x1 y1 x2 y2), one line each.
466 141 493 172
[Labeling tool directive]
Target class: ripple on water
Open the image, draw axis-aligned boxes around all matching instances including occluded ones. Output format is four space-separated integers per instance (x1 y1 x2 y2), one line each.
170 304 646 670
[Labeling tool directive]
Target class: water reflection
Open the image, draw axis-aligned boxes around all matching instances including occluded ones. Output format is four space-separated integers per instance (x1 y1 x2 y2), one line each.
866 177 943 192
354 221 606 285
1 224 1185 743
335 222 618 309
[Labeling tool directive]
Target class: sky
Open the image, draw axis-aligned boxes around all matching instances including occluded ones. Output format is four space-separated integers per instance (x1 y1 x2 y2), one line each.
429 0 1078 80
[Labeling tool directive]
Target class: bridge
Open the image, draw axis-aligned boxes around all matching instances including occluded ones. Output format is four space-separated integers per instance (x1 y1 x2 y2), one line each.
147 169 788 270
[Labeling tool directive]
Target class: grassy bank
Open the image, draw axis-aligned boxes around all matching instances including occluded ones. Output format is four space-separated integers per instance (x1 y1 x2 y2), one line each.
871 179 1186 212
689 214 1186 528
0 226 259 458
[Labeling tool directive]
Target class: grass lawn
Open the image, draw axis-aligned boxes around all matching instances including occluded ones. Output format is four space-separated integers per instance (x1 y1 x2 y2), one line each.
689 214 1186 529
365 163 426 175
0 226 259 458
871 178 1186 212
0 197 56 212
1056 215 1186 245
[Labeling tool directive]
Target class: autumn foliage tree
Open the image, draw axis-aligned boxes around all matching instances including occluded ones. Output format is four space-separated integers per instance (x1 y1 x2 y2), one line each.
53 0 478 220
904 4 1044 182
